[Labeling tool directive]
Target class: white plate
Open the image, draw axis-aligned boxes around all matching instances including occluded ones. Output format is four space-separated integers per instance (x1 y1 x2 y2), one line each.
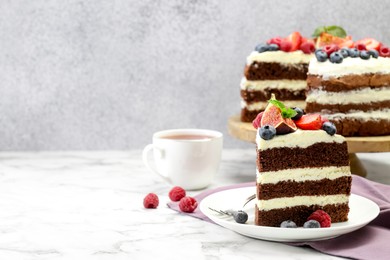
200 187 379 242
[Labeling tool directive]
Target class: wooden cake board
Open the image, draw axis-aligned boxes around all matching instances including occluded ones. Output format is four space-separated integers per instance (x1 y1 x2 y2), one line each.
228 115 390 177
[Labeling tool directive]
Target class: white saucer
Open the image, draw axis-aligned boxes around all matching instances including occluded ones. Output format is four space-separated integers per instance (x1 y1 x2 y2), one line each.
200 187 379 242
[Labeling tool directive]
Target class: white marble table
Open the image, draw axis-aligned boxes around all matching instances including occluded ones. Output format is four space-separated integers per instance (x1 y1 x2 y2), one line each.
0 150 389 259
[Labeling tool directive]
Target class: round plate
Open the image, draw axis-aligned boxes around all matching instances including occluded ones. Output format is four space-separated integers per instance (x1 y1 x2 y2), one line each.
200 187 379 242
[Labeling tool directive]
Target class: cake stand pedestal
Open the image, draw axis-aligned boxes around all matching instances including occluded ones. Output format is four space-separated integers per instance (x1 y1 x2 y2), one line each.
228 115 390 177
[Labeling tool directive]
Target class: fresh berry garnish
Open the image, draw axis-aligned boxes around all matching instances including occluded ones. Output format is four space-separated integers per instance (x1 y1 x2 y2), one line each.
255 44 270 53
168 186 186 202
295 114 323 130
259 125 276 140
379 46 390 57
338 39 354 48
266 37 282 47
321 116 330 124
348 48 360 58
354 42 367 51
303 220 321 228
315 50 328 62
143 193 159 209
307 210 331 228
280 220 297 228
323 44 339 56
360 50 370 60
329 52 343 63
268 43 280 51
322 121 337 136
280 40 292 52
339 48 349 58
291 107 304 120
252 112 264 129
179 196 198 213
300 41 315 54
232 210 248 224
286 31 302 51
368 49 379 58
355 38 381 51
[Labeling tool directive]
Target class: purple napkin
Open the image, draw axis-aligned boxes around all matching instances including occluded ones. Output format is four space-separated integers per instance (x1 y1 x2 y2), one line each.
167 176 390 260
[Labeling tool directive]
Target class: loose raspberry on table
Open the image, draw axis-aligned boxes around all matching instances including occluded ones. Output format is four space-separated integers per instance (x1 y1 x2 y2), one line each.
179 196 198 213
169 186 186 202
307 210 331 228
143 193 159 209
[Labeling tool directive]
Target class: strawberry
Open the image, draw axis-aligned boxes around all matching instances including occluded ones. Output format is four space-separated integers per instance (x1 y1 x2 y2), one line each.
252 112 264 129
355 38 381 51
379 46 390 57
295 114 323 130
338 39 354 48
286 31 302 51
280 40 292 52
354 42 367 51
267 37 282 47
300 41 315 54
323 44 339 56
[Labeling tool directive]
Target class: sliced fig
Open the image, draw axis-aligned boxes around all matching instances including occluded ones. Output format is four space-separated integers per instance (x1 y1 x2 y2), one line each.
260 103 297 135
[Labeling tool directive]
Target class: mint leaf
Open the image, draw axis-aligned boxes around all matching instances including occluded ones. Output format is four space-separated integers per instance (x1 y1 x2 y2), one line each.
312 25 347 38
268 99 297 119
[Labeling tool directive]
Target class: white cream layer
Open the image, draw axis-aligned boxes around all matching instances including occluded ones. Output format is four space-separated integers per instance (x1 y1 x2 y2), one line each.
256 129 345 150
241 100 306 111
306 87 390 104
256 166 351 184
247 51 312 65
256 194 349 211
324 109 390 121
240 78 307 91
309 56 390 78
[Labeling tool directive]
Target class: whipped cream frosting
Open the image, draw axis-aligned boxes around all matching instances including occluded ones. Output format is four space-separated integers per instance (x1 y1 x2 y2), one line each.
324 109 390 121
256 166 351 184
306 86 390 104
240 78 307 91
309 56 390 78
247 51 313 65
256 129 345 150
241 100 306 111
256 194 349 211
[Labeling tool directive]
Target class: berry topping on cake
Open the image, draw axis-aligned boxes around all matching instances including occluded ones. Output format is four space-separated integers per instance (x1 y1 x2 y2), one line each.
354 42 367 51
339 48 350 58
260 95 297 135
179 196 198 213
286 31 303 51
280 220 298 228
294 114 323 130
291 107 304 120
355 38 381 51
168 186 186 202
266 37 282 46
232 210 248 224
307 210 332 228
315 50 328 62
323 44 339 56
360 50 371 60
259 125 276 140
279 40 292 52
348 48 360 58
143 193 159 209
322 121 337 136
300 41 315 54
252 112 264 129
303 219 321 228
329 51 343 63
368 49 379 58
268 44 280 51
260 32 315 54
379 46 390 57
255 44 270 53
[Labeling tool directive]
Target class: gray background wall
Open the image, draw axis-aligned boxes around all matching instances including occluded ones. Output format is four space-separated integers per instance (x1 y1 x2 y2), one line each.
0 0 389 150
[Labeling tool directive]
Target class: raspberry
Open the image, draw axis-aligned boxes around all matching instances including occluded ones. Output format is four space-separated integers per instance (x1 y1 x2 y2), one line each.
307 210 331 228
354 42 367 51
379 46 390 57
323 44 339 56
168 186 186 201
252 112 264 129
300 41 315 54
279 40 292 52
179 196 198 213
266 37 282 47
143 193 159 209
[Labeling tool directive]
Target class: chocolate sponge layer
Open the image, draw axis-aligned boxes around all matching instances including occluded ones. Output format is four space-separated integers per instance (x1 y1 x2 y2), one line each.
245 62 308 80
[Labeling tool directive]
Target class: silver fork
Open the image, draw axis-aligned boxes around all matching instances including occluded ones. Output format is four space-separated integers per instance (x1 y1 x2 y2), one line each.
243 194 256 207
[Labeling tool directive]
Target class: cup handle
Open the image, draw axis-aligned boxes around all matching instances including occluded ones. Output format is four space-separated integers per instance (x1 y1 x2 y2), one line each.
142 144 171 183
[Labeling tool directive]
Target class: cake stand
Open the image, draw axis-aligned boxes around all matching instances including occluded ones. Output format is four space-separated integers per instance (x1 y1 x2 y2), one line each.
228 115 390 177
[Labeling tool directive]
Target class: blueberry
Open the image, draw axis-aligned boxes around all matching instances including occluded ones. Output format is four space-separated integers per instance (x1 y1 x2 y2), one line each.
303 220 321 228
291 107 304 120
348 48 360 58
329 52 343 63
315 50 328 62
368 49 379 58
340 48 350 58
280 220 297 228
360 50 371 60
268 43 279 51
259 125 276 140
255 44 270 53
233 210 248 224
322 121 337 136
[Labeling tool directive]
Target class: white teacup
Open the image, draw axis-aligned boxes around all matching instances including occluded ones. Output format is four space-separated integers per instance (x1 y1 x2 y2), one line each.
142 129 223 190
